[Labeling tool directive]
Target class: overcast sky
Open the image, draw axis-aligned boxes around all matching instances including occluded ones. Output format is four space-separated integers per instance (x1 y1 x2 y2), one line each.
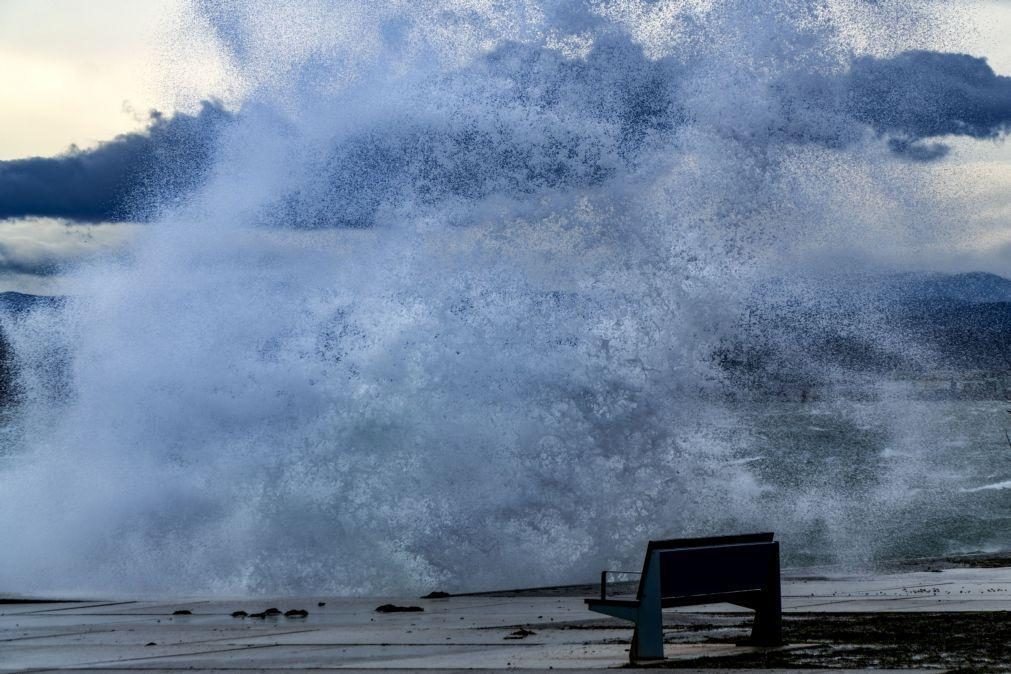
0 0 1009 293
3 1 1010 162
0 0 228 292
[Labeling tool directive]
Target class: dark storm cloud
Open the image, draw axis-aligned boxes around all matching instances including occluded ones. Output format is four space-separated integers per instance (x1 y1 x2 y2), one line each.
277 36 685 228
767 50 1011 161
272 43 1011 228
0 101 232 222
845 50 1011 145
286 44 1011 229
1 47 1007 228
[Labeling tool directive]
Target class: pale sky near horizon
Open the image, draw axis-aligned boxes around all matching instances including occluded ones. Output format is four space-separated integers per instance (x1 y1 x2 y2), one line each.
0 0 234 161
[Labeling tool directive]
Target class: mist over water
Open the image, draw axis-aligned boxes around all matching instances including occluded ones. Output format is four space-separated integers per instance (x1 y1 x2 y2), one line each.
0 1 1007 596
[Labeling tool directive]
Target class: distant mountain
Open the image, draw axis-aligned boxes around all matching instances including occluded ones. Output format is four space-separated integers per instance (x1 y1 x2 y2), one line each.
857 272 1011 371
877 272 1011 306
719 271 1011 395
899 297 1011 371
753 271 1011 309
0 274 1006 404
0 293 64 405
0 292 62 314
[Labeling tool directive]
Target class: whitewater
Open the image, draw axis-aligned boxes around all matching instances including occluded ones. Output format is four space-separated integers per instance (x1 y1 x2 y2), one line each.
0 0 1008 596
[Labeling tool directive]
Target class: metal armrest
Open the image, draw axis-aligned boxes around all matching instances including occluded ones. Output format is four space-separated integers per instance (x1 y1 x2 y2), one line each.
599 569 642 600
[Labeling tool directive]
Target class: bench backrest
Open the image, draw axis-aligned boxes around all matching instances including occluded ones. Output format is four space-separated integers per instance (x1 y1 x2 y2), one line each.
636 532 776 600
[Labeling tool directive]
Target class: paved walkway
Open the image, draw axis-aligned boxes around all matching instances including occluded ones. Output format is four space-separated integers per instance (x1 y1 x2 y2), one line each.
3 566 1009 672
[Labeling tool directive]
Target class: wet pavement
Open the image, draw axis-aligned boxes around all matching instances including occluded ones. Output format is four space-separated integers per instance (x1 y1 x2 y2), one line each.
3 565 1010 672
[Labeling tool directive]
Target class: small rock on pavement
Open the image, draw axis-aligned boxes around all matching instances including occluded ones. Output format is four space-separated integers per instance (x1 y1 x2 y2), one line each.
504 628 536 640
375 604 424 613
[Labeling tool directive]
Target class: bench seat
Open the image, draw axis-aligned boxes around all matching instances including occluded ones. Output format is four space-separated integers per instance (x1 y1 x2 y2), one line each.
585 533 781 663
586 589 769 611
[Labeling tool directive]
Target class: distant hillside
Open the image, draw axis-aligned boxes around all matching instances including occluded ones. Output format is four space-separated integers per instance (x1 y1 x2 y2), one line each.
719 271 1011 395
877 271 1011 305
0 293 63 404
0 292 63 314
0 274 1007 405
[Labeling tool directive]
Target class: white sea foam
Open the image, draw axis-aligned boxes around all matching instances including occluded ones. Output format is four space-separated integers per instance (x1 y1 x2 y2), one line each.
962 480 1011 493
0 1 995 596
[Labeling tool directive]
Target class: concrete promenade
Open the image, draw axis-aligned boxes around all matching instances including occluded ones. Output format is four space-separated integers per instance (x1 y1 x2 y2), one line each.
3 565 1011 672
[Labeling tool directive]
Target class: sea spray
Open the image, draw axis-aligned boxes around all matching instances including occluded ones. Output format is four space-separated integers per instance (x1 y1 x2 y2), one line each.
0 1 1001 595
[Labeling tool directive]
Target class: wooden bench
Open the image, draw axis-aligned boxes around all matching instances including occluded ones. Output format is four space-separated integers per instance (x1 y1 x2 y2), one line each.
584 532 781 662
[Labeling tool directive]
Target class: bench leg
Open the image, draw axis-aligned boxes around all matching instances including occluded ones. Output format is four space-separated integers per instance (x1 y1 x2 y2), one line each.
751 601 781 645
629 552 666 662
751 566 782 646
756 541 784 646
631 602 664 661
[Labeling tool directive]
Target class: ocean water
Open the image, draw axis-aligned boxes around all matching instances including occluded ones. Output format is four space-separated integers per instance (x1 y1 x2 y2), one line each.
0 0 1008 596
731 398 1011 567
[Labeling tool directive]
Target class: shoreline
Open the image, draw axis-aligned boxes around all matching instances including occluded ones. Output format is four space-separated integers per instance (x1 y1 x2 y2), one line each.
3 559 1011 671
5 547 1011 605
